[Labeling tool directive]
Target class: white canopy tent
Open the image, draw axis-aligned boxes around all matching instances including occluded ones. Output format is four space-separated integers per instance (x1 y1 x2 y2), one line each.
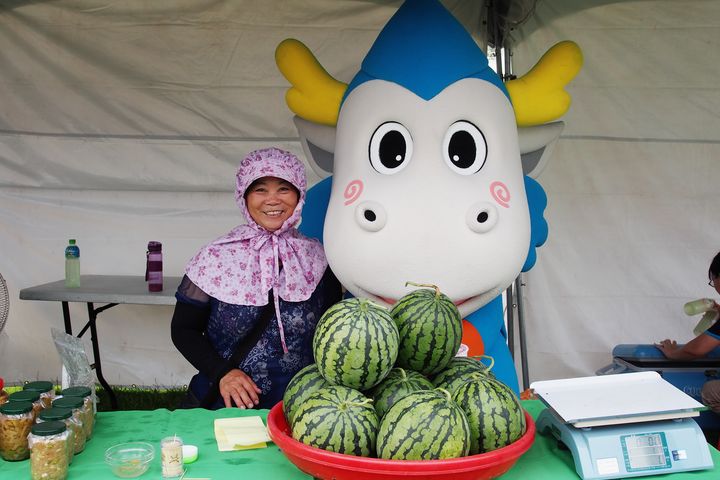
1 0 718 388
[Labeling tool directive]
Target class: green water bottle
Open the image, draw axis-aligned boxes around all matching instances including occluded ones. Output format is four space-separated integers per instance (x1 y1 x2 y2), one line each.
64 239 80 288
683 298 714 316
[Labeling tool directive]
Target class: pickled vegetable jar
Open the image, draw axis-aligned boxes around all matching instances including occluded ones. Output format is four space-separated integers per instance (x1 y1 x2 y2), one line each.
29 420 70 480
24 381 56 410
61 386 94 439
38 406 84 462
0 401 34 461
8 390 44 420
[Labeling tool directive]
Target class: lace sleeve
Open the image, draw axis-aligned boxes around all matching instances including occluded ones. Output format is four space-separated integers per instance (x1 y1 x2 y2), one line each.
175 275 211 306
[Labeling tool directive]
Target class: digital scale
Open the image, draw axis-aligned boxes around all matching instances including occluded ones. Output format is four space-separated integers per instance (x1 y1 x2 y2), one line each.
531 372 714 479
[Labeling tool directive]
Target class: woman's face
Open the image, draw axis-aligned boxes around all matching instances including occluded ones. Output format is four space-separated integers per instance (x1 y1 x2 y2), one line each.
245 176 300 232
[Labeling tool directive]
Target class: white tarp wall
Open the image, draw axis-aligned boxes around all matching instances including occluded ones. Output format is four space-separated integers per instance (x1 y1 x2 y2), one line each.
0 0 483 386
513 0 720 380
1 0 718 388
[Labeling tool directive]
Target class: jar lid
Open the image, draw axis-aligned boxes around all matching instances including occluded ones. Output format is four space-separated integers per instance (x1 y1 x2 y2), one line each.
8 390 40 403
53 396 83 410
61 386 91 398
0 401 33 415
24 381 54 393
38 407 72 421
31 420 66 436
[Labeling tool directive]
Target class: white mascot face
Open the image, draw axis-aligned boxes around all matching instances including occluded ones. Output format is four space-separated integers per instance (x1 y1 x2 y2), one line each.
324 77 530 317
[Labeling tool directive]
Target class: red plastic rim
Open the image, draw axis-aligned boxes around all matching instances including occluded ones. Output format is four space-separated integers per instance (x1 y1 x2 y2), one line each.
267 401 535 477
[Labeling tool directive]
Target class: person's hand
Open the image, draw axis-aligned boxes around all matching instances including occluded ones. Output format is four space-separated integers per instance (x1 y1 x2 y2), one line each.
712 300 720 313
218 369 261 409
654 339 680 359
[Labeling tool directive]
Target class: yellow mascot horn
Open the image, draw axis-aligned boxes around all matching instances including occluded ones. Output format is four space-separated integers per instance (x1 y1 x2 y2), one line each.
506 41 583 127
275 39 348 127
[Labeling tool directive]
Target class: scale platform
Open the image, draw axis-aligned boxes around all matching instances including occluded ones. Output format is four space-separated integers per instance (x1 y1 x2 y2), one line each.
531 372 714 479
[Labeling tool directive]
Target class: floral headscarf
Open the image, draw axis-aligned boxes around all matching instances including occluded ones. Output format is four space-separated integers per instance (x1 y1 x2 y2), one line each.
185 148 328 353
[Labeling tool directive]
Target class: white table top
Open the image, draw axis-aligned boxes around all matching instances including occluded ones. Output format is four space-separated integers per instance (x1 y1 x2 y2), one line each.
19 275 182 305
531 371 705 427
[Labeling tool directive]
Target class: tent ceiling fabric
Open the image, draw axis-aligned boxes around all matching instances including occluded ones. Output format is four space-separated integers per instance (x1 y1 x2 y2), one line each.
1 0 719 386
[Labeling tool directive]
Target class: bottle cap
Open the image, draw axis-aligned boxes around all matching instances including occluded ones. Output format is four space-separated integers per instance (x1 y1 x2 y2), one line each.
8 390 40 403
38 407 72 422
147 241 162 251
0 401 33 415
69 239 76 245
53 396 83 410
24 380 54 394
31 420 67 436
62 386 91 398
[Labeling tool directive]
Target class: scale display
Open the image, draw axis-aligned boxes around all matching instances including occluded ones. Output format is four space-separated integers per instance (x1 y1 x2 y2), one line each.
620 432 671 472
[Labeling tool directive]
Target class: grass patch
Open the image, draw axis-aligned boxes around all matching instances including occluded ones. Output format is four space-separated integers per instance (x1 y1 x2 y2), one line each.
4 384 188 411
95 385 187 412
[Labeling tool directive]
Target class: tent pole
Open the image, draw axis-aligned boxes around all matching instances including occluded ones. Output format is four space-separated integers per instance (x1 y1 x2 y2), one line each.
506 284 515 360
515 274 530 391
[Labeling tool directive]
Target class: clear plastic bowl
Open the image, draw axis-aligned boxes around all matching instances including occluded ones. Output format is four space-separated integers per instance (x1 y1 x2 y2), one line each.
105 441 155 478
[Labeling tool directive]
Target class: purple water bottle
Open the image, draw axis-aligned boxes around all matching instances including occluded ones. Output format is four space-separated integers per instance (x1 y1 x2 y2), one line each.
146 241 163 292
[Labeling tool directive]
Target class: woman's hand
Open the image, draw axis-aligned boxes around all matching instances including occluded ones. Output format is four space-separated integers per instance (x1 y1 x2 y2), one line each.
219 369 262 409
655 339 681 359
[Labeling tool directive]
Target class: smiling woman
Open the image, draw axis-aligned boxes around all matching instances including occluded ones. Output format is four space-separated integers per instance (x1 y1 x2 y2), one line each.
170 147 342 411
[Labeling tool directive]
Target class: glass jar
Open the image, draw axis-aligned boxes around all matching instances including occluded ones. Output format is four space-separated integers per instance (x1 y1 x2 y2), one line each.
38 407 84 462
0 401 34 461
8 390 44 420
28 420 70 480
61 386 95 439
24 381 56 410
161 435 184 478
52 396 87 446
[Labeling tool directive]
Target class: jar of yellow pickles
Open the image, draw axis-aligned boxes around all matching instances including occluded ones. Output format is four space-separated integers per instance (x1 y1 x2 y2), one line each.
38 406 85 463
0 401 34 461
8 390 44 421
24 381 56 410
28 420 70 480
61 386 95 439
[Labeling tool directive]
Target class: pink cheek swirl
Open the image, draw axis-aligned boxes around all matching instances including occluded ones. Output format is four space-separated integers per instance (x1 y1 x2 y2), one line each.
490 181 511 208
343 179 364 206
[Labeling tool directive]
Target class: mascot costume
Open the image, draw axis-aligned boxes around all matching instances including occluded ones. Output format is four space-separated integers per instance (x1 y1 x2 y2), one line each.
275 0 582 393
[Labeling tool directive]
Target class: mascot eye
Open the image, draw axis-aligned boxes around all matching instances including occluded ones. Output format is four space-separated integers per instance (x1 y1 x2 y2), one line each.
369 122 413 175
442 120 487 175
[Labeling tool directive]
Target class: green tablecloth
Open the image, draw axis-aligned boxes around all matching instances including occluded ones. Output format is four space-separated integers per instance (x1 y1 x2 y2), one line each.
1 401 718 479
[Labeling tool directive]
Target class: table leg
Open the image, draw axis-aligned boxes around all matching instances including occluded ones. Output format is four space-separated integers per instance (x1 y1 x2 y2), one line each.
86 302 119 410
61 301 72 335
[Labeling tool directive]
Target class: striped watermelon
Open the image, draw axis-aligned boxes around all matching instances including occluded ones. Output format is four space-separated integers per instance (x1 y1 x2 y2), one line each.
431 356 494 395
291 385 379 457
366 368 433 420
376 389 470 460
452 373 526 454
282 364 329 426
313 298 399 391
390 284 462 376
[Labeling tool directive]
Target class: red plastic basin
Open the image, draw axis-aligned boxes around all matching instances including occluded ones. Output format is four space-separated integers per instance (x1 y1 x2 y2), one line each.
267 402 535 480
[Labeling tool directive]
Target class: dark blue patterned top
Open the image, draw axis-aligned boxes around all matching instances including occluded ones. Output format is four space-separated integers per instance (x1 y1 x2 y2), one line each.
175 268 340 409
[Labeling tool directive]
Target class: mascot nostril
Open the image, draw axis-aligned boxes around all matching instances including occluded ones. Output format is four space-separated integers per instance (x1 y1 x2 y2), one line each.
466 202 498 234
355 201 386 232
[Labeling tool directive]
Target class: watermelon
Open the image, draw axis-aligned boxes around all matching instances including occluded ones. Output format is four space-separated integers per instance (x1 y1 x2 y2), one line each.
366 367 433 420
282 364 329 426
313 298 399 391
452 373 526 454
291 385 379 457
390 284 462 376
431 356 494 395
376 389 470 460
